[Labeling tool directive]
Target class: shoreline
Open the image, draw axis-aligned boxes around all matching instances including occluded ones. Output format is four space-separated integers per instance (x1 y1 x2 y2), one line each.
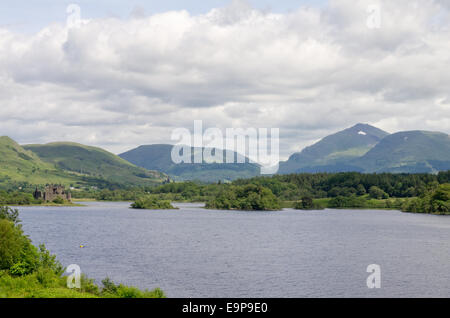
4 199 448 215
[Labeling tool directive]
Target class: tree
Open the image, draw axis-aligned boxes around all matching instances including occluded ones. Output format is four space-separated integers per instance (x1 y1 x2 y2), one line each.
300 196 314 209
369 186 389 199
0 206 20 225
356 184 367 196
0 219 23 270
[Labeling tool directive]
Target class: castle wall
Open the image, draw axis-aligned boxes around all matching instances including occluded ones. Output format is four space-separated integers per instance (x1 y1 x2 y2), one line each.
33 185 72 202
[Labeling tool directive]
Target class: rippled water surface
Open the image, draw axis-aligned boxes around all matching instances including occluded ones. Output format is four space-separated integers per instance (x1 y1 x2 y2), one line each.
17 202 450 297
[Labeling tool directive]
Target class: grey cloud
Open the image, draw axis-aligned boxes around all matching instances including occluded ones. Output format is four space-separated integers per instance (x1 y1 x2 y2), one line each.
0 0 449 160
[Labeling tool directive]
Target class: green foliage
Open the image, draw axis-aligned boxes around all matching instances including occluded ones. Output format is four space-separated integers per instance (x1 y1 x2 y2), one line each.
37 244 64 275
234 171 446 201
369 186 389 199
328 195 368 208
206 184 281 211
0 219 27 271
294 196 325 210
402 183 450 214
79 274 100 295
52 197 65 204
100 278 165 298
0 191 37 205
75 171 449 213
131 197 176 210
0 206 20 225
0 208 65 277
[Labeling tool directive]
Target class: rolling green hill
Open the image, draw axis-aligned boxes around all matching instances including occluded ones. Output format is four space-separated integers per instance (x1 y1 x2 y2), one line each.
279 124 389 173
0 136 82 187
119 144 261 182
356 131 450 173
23 142 166 187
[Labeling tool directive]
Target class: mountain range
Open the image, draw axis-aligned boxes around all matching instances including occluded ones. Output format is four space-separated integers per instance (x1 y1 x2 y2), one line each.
279 124 450 174
0 123 448 189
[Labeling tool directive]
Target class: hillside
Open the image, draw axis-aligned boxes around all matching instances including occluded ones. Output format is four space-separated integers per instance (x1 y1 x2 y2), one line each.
119 144 261 182
356 131 450 173
0 136 82 187
279 124 389 173
23 142 166 187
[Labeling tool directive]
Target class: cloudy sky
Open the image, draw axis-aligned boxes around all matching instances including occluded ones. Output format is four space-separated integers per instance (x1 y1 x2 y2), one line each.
0 0 449 160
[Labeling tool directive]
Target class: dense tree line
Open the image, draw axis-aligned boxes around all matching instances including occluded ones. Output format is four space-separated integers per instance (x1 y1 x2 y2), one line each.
72 172 450 208
233 171 450 201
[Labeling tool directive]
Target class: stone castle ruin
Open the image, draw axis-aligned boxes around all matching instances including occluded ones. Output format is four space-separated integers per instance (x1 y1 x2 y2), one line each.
33 185 72 202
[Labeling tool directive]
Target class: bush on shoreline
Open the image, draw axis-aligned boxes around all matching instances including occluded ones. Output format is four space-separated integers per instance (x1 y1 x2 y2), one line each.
294 196 325 210
402 184 450 214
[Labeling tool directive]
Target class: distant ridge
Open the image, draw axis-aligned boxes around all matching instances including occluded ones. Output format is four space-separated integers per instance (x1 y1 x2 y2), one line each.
119 144 260 182
356 130 450 173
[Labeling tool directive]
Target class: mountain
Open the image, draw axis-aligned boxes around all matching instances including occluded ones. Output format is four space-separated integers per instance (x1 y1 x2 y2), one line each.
0 136 82 187
23 142 166 187
119 144 261 182
356 131 450 173
279 124 390 173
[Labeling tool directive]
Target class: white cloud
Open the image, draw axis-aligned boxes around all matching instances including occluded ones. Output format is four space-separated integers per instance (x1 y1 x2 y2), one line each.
0 0 449 159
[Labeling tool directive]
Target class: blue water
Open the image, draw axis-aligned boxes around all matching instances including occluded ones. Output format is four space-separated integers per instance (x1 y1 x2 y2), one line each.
16 202 450 298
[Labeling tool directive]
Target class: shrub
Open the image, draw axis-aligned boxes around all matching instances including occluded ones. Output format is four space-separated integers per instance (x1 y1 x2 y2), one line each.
294 196 325 210
0 219 38 274
80 274 99 295
100 277 165 298
52 197 65 204
0 206 20 225
328 195 367 208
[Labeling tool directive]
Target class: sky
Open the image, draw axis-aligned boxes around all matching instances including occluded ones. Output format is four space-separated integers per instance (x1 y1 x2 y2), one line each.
0 0 449 160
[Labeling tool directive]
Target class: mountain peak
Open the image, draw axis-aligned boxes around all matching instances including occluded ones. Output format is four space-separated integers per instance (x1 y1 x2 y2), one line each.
279 124 390 174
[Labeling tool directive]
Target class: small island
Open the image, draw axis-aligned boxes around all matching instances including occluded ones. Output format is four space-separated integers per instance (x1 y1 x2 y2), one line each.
205 184 281 211
131 197 177 210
